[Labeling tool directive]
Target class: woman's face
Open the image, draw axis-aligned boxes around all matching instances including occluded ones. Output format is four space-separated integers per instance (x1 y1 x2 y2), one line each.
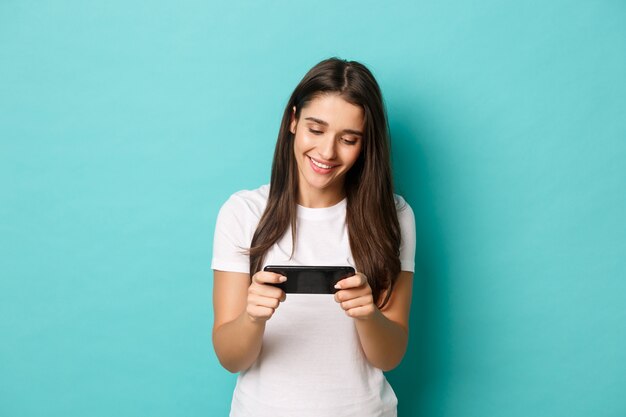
290 93 364 207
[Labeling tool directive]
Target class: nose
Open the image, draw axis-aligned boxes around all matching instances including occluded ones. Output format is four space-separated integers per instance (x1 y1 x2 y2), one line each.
317 134 337 161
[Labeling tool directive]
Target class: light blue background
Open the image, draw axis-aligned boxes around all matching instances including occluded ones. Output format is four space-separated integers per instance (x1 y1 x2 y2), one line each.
1 1 625 416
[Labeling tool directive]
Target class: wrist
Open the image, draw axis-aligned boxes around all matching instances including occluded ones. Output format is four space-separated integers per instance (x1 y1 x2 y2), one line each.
243 311 267 328
353 304 383 322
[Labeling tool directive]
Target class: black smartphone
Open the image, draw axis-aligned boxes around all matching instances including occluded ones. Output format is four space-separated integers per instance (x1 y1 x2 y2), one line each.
263 265 355 294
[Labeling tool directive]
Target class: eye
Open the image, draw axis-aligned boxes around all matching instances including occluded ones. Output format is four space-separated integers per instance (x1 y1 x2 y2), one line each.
308 128 323 135
341 137 359 145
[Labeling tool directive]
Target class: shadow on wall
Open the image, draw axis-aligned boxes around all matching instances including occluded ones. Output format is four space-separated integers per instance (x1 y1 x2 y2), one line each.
386 97 453 417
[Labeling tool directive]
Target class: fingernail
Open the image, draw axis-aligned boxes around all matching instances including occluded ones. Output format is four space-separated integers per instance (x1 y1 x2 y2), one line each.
279 276 287 282
334 283 341 289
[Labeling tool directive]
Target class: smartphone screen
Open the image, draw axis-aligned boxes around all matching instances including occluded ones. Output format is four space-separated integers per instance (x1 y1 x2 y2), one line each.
263 265 355 294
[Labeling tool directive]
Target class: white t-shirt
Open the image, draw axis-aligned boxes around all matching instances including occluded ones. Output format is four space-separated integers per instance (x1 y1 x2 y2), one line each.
211 184 416 417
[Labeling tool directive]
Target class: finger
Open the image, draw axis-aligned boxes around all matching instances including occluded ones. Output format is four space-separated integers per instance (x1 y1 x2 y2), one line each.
335 273 367 290
250 283 286 300
252 271 287 285
249 293 281 310
247 305 275 322
334 284 372 302
345 304 376 319
339 295 374 311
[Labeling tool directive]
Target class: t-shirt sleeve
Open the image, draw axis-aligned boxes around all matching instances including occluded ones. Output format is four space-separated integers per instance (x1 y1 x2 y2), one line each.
210 195 254 274
397 198 416 273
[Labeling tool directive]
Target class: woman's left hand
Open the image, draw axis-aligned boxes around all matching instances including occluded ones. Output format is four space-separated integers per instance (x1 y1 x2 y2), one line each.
334 272 378 320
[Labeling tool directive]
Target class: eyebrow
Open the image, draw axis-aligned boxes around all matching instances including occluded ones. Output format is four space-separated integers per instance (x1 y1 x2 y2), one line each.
304 117 363 136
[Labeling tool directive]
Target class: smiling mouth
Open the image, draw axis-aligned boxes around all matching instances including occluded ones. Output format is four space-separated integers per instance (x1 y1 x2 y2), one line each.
308 156 337 170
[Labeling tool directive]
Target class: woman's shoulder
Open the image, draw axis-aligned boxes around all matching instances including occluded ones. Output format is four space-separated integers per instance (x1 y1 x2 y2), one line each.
393 193 413 215
393 193 416 234
219 184 270 219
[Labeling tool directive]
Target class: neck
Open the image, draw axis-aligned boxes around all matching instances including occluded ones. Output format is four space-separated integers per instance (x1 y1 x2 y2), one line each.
297 185 345 208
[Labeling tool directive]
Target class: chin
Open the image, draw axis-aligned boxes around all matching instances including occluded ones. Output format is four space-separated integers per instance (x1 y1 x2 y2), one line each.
306 179 333 191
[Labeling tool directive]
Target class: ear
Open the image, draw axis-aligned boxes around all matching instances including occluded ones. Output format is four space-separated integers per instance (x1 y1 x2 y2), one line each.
289 106 297 134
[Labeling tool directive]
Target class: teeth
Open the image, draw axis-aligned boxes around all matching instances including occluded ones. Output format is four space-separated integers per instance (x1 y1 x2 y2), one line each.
310 158 333 169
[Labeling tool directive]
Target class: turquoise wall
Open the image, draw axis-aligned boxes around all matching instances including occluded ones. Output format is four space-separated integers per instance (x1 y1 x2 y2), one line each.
1 1 625 416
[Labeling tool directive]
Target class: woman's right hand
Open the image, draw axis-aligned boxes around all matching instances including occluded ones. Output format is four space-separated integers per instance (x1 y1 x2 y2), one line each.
246 271 287 323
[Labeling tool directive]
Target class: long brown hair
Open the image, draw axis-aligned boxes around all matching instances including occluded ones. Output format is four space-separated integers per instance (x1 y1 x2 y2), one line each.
249 57 401 308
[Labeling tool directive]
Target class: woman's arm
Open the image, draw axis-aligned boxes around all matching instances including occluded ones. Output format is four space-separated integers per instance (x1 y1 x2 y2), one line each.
212 270 287 373
334 271 413 371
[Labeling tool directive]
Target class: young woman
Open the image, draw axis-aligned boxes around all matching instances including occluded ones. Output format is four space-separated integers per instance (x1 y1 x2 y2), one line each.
211 57 416 417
